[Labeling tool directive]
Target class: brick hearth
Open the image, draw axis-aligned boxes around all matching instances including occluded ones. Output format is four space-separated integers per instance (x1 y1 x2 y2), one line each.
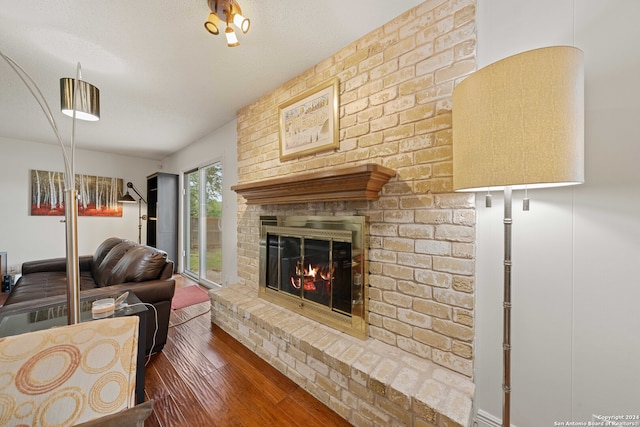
211 285 474 426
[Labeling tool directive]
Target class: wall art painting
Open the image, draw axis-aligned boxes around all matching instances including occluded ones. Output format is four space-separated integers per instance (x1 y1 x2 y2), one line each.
278 77 339 161
30 170 124 217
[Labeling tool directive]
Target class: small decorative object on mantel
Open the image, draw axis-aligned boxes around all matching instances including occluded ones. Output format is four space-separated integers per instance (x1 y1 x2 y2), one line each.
278 77 339 161
231 163 396 205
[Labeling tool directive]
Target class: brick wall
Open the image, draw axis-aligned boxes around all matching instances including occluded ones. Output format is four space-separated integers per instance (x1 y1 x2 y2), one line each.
235 0 476 378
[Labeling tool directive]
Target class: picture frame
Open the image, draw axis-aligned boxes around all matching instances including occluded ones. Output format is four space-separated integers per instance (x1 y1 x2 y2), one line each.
30 170 124 217
278 77 339 161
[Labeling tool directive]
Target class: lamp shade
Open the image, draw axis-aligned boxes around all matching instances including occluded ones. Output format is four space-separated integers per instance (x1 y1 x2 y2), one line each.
60 78 100 121
225 26 239 47
233 12 250 33
119 192 136 203
452 46 584 192
205 12 221 35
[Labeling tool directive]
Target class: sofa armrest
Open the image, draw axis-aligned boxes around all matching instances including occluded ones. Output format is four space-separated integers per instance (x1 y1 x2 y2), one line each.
21 255 93 275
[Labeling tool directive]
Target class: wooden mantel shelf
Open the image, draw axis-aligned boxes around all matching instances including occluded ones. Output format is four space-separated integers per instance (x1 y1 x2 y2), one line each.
231 164 396 205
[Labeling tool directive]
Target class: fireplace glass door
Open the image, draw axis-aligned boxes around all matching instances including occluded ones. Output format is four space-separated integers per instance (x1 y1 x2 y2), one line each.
260 216 367 339
266 234 352 315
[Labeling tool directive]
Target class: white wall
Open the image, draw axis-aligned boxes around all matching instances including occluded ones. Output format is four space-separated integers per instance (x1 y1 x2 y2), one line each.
1 118 238 286
0 136 159 272
162 119 239 287
474 1 640 426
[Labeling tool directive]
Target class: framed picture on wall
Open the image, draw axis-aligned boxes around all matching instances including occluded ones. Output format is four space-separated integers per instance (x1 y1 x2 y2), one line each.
278 77 339 161
30 170 124 217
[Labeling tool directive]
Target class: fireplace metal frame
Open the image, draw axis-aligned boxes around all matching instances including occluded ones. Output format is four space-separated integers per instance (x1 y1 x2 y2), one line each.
259 215 368 339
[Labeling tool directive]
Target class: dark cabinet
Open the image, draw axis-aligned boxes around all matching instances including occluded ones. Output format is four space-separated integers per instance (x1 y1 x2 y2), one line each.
146 172 178 270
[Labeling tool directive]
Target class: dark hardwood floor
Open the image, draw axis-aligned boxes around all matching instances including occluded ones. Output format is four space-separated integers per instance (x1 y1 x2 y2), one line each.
143 275 351 427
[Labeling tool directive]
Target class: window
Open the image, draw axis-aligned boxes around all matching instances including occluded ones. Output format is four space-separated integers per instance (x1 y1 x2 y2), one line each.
183 162 223 286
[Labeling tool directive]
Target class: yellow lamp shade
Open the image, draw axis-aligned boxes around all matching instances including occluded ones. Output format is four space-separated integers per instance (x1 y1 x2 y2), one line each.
452 46 584 191
205 12 220 35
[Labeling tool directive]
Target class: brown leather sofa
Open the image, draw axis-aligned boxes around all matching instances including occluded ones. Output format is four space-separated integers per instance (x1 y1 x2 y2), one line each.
1 237 176 354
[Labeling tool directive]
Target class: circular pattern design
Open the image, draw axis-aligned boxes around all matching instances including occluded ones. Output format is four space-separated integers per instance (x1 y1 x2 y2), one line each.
0 394 16 425
15 345 81 395
81 339 119 374
89 372 128 414
50 330 71 346
15 401 35 419
71 327 97 345
95 318 132 337
34 386 85 427
120 335 136 372
0 372 14 391
0 333 47 363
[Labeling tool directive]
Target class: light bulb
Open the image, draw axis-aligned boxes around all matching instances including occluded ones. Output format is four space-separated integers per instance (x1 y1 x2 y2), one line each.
233 13 250 33
225 27 239 47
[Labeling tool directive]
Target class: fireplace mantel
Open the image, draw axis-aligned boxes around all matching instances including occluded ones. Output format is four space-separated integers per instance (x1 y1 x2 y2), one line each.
231 163 396 205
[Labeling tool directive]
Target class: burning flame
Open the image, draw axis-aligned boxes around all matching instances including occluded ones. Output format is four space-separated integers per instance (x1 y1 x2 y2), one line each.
290 262 334 293
307 264 317 278
290 277 301 289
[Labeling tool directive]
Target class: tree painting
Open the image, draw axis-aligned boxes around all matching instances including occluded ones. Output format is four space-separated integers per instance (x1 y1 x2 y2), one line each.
30 170 124 217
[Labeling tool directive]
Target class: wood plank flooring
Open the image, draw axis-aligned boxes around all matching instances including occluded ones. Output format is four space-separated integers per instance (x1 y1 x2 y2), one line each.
144 275 352 427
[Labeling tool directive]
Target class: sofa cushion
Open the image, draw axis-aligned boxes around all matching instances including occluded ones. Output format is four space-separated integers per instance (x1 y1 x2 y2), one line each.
105 246 169 286
95 241 137 287
5 270 97 305
92 237 128 279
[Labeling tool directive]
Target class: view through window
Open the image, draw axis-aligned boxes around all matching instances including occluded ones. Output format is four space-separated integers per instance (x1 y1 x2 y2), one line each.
184 162 223 286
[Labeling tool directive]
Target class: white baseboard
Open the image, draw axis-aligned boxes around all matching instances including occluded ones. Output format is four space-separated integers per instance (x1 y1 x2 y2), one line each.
475 409 510 427
475 409 501 427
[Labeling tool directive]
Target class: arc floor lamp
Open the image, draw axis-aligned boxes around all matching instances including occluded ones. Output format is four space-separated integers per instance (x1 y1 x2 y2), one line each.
1 51 100 325
452 46 584 426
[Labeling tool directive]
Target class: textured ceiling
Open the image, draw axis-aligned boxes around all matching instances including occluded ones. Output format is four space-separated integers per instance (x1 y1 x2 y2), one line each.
0 0 424 160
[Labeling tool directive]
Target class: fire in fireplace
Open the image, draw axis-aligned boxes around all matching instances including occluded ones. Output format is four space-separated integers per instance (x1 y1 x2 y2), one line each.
259 216 367 339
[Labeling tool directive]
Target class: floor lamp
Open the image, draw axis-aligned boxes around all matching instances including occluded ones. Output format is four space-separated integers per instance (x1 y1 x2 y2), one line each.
452 46 584 426
0 51 100 325
119 182 147 244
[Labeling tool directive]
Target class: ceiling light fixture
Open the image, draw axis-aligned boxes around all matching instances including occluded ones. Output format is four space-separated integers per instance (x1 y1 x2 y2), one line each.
204 0 250 47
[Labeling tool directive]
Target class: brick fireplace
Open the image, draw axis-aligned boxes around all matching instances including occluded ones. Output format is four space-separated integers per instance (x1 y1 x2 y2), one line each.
211 0 478 425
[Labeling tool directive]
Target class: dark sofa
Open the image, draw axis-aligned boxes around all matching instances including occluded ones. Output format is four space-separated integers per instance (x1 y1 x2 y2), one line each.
1 237 176 354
